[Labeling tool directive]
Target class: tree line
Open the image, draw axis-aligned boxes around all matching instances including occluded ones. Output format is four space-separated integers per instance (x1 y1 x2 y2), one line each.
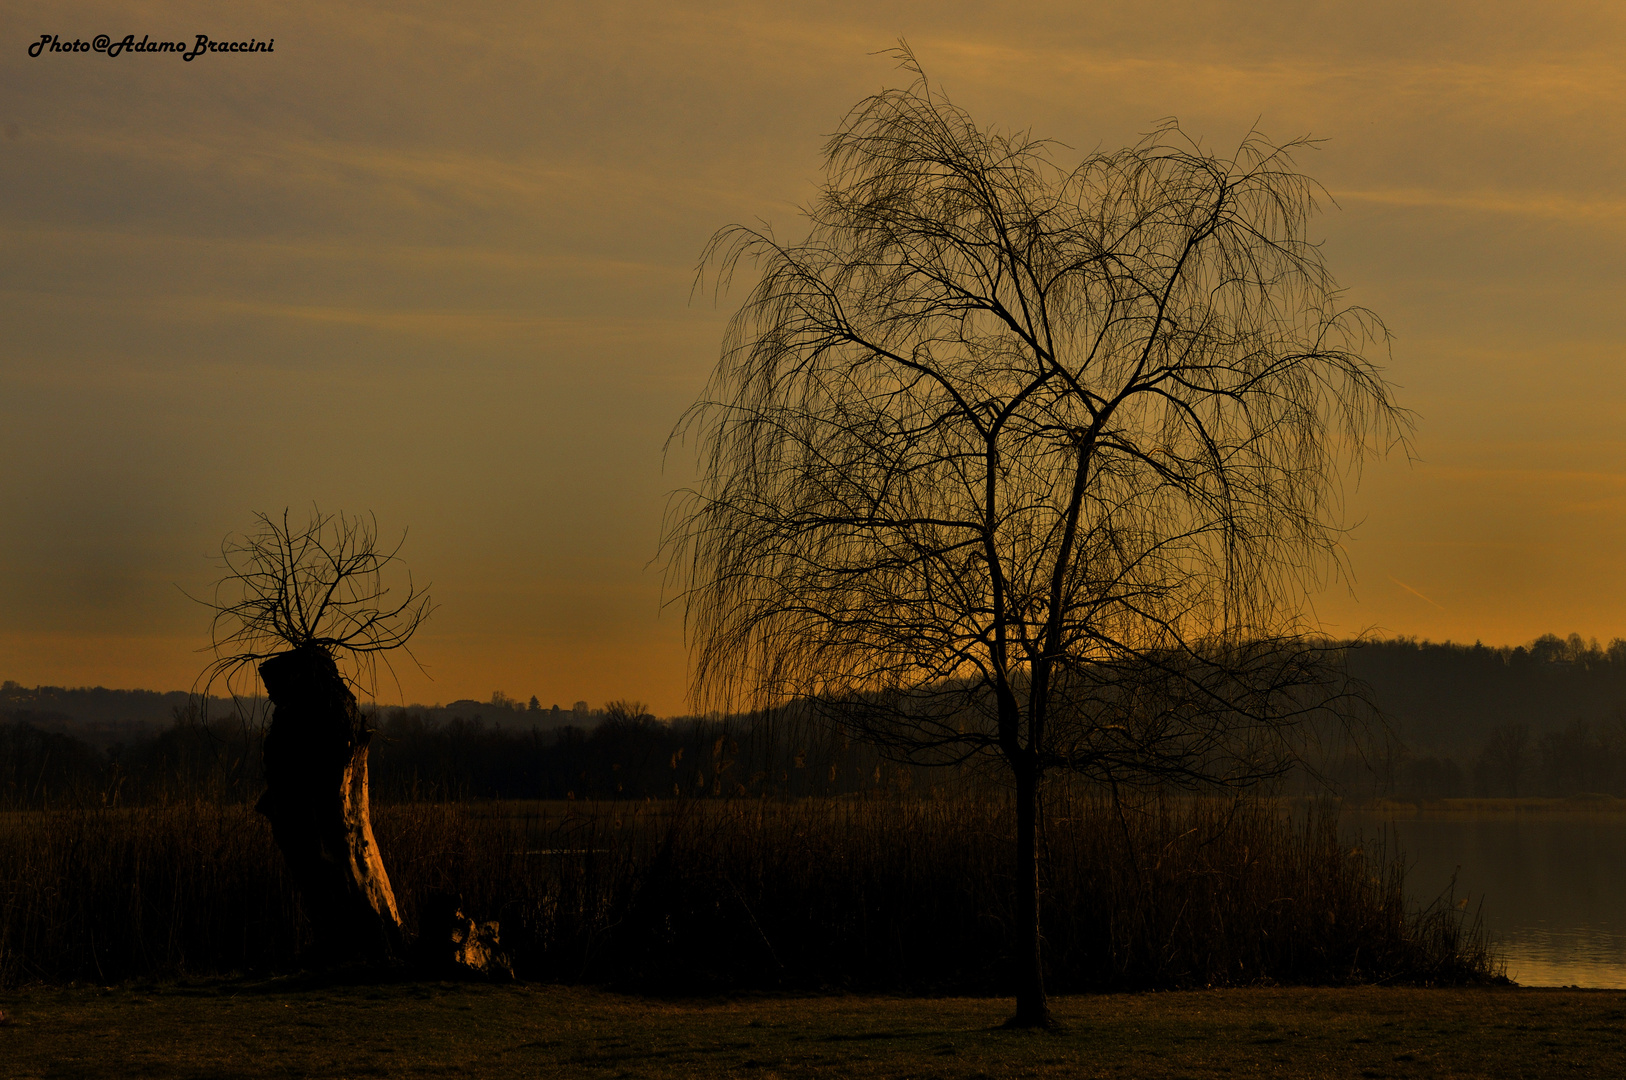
1346 635 1626 800
1347 634 1626 758
0 699 943 810
12 631 1626 807
1394 718 1626 800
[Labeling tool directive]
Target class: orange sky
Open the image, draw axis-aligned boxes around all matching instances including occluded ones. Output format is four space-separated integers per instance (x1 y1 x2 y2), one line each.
4 1 1626 713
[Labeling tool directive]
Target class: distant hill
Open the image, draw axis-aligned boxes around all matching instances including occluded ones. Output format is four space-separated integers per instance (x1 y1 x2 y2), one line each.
8 634 1626 799
0 680 194 750
0 680 590 750
14 634 1626 750
0 680 192 724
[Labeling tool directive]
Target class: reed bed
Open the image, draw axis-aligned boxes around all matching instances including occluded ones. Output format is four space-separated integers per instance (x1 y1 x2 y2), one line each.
0 793 1499 990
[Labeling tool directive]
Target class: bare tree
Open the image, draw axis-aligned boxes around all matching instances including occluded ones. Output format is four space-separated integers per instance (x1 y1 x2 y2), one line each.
201 508 432 697
664 52 1409 1025
196 507 432 964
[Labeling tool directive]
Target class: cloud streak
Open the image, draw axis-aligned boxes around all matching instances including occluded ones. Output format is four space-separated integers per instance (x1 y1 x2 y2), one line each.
1389 576 1446 610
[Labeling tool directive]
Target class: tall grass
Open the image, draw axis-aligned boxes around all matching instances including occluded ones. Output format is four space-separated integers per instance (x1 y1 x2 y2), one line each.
0 803 299 983
0 792 1499 990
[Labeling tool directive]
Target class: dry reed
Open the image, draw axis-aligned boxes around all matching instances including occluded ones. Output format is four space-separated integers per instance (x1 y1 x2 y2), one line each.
0 792 1499 991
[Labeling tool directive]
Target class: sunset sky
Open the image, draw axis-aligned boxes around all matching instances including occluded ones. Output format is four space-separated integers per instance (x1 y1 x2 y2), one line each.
4 1 1626 714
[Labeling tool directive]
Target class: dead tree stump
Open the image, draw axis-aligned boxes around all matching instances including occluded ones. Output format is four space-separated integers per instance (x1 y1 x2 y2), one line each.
256 644 403 963
413 892 515 981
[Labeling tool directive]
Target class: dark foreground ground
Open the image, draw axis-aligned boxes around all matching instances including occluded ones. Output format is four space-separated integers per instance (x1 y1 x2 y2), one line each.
1 980 1621 1079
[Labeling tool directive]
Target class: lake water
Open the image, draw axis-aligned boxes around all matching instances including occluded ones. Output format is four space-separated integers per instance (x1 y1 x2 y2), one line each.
1350 811 1626 988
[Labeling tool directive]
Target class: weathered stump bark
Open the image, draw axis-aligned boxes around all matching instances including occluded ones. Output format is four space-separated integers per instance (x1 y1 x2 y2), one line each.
413 892 515 981
256 644 403 963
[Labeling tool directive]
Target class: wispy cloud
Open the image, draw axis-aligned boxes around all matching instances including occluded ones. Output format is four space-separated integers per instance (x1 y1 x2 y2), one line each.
1389 576 1445 610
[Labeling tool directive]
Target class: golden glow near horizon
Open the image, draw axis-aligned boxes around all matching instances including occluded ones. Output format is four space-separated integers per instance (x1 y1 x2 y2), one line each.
4 1 1626 713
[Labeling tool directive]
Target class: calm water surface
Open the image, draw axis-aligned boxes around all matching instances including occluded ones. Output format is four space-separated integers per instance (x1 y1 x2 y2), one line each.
1350 811 1626 988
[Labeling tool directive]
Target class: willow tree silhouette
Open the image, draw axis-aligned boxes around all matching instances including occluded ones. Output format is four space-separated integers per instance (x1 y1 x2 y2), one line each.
664 50 1409 1026
197 507 432 964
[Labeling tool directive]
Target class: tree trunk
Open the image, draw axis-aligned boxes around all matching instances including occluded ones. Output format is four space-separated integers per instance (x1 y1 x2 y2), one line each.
256 644 402 963
1007 759 1053 1027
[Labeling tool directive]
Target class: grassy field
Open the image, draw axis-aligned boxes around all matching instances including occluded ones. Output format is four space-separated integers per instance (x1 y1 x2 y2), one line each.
1 981 1619 1079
